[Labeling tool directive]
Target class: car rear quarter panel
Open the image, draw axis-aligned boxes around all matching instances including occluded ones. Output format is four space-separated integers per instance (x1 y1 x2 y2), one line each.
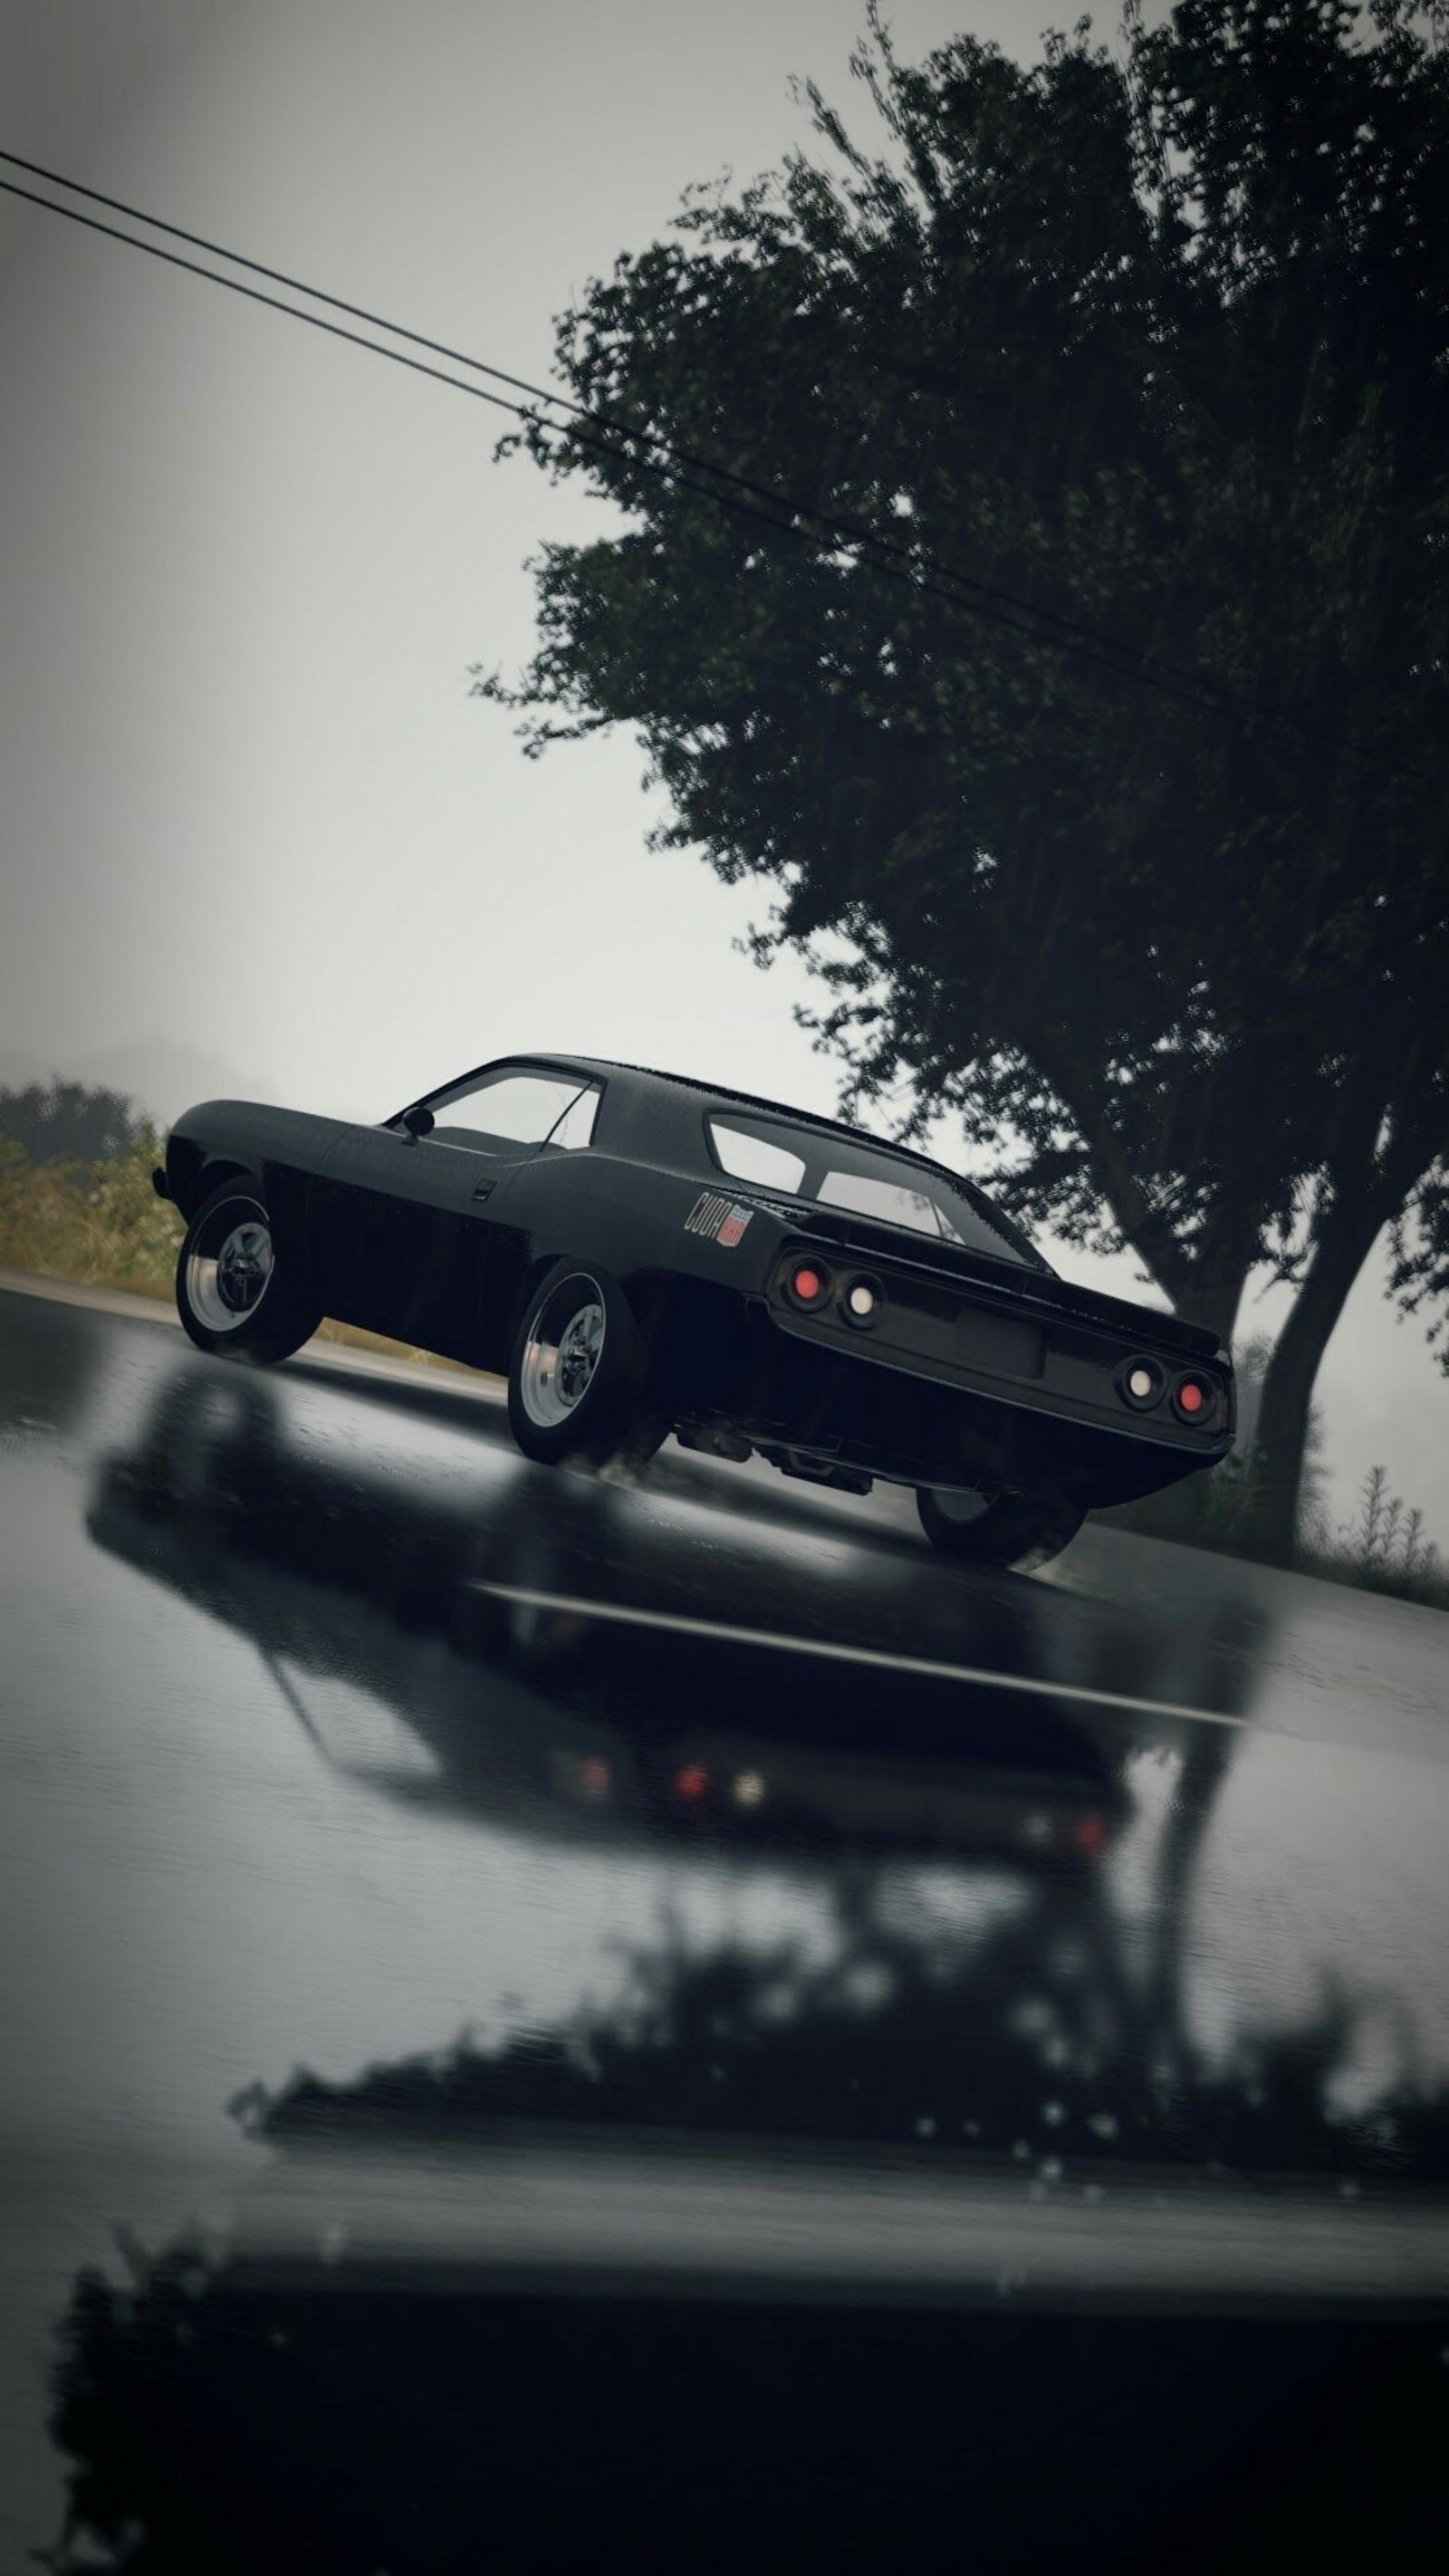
492 1149 782 1381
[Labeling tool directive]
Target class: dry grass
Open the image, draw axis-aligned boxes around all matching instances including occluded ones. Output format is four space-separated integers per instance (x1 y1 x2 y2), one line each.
1103 1454 1447 1610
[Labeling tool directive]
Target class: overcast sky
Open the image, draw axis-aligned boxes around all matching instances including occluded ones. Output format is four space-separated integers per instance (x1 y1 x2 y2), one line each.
3 0 1445 1534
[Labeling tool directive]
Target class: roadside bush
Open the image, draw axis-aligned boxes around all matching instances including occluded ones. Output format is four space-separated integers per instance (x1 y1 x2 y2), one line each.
0 1129 181 1299
1299 1465 1445 1610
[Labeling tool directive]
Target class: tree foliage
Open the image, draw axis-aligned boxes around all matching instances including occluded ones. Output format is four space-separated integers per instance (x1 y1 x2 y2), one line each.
481 0 1449 1551
44 1898 1449 2566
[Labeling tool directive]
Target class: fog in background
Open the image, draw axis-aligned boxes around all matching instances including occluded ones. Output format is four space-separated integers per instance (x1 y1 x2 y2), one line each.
3 0 1444 1535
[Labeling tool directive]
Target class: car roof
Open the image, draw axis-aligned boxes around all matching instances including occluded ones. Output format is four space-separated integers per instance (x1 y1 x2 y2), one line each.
519 1053 949 1172
497 1053 1042 1263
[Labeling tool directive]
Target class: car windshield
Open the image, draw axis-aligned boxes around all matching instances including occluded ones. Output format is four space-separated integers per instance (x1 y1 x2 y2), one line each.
706 1115 1032 1263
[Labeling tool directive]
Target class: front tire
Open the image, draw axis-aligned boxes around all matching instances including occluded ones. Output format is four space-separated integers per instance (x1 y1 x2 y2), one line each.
916 1485 1083 1573
175 1180 321 1364
506 1260 651 1467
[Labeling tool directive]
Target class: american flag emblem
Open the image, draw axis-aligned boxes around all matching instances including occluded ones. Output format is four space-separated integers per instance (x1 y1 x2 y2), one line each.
685 1191 753 1247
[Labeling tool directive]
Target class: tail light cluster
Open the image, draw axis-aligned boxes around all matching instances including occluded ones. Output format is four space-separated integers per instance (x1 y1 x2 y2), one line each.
671 1763 766 1811
782 1259 883 1330
1117 1355 1220 1425
779 1255 1220 1427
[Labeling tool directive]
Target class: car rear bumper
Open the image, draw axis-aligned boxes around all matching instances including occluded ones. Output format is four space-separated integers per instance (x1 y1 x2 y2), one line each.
724 1312 1230 1505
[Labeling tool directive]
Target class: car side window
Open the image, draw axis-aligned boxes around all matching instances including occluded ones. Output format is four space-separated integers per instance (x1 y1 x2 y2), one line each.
542 1087 600 1152
427 1072 588 1152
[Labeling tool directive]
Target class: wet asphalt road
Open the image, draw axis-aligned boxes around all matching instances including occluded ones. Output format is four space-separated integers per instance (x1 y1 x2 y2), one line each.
2 1278 1447 2567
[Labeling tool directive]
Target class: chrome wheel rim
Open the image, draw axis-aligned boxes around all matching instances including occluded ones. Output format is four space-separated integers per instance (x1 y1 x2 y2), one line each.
519 1279 606 1429
187 1209 274 1333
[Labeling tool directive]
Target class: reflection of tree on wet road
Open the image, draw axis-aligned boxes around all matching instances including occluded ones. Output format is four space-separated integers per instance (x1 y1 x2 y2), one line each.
43 1897 1449 2572
22 1350 1447 2569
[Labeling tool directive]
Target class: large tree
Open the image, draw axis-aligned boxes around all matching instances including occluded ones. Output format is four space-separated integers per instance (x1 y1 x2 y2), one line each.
480 0 1449 1557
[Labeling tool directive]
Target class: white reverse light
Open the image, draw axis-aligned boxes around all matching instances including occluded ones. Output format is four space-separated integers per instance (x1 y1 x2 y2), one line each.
847 1283 877 1318
1128 1366 1155 1400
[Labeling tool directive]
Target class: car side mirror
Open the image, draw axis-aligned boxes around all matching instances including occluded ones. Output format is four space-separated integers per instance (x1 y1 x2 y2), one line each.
400 1104 435 1140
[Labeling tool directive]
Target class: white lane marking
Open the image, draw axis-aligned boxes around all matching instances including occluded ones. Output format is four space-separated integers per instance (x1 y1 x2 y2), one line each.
469 1581 1248 1731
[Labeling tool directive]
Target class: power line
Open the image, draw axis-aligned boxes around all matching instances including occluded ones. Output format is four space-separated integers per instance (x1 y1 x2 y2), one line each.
0 172 925 613
0 153 1208 700
0 145 1243 715
0 174 530 420
0 149 1426 774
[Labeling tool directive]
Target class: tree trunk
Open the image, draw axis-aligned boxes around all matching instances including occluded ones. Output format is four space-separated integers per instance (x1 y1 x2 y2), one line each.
1140 1727 1237 2062
1175 1204 1265 1350
1036 1059 1257 1345
1243 1183 1391 1564
1174 1261 1251 1351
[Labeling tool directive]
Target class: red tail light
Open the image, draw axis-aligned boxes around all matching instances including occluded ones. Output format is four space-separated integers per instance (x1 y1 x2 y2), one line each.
786 1262 831 1310
1173 1375 1210 1420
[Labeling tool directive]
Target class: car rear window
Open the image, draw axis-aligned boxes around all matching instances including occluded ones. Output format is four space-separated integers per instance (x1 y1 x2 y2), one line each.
709 1121 807 1193
817 1171 965 1243
705 1113 1032 1263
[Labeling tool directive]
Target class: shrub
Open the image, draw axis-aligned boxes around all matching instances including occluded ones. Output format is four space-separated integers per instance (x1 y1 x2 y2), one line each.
0 1128 182 1299
1300 1464 1445 1608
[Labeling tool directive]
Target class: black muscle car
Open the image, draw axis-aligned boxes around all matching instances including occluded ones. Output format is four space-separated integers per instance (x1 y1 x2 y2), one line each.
157 1053 1234 1569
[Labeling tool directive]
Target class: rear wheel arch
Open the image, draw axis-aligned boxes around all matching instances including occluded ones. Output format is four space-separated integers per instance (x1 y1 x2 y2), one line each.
504 1251 569 1365
506 1258 647 1464
507 1247 662 1351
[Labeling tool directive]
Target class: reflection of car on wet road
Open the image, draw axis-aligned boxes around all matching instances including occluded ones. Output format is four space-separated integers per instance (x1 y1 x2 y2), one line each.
159 1055 1233 1570
85 1367 1130 1868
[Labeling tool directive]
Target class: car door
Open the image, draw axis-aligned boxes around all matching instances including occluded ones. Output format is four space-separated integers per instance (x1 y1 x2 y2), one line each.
308 1068 597 1354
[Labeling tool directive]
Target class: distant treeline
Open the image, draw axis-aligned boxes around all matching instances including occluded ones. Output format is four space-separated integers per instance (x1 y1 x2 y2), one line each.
0 1079 144 1168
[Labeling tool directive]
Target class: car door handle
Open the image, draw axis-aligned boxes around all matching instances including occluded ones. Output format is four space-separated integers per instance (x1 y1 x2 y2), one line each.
471 1178 494 1201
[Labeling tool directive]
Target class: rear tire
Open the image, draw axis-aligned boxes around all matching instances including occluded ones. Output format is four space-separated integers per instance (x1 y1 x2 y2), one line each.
175 1179 321 1364
506 1260 651 1467
916 1485 1083 1573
